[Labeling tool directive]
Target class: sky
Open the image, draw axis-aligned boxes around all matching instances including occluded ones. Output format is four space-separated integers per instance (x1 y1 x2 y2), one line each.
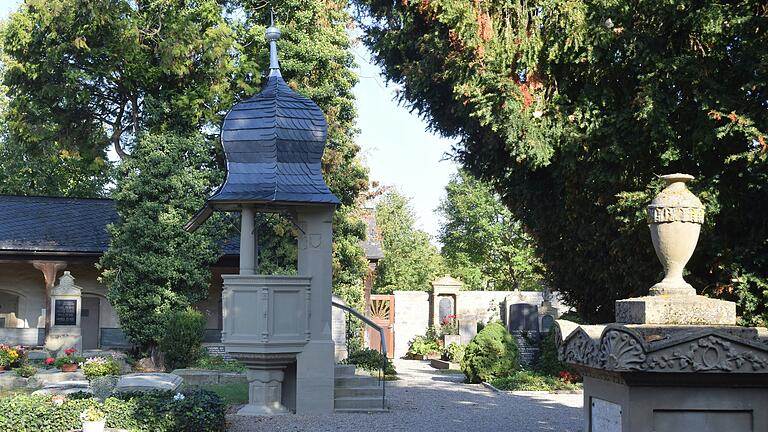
0 0 458 240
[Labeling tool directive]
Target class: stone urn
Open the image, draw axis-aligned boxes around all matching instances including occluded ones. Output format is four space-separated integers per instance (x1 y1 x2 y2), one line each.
647 173 704 296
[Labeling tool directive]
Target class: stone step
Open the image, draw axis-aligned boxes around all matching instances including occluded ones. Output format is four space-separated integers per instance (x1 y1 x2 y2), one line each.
334 396 387 410
334 386 383 398
334 364 356 377
334 375 377 387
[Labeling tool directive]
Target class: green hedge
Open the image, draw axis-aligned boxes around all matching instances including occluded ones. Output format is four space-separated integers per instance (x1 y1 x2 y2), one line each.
342 348 396 375
461 322 519 383
0 389 225 431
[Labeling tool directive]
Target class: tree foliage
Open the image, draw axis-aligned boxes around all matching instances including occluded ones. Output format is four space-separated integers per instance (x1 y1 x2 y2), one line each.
374 190 443 292
98 133 228 349
0 0 237 195
438 170 545 291
354 0 768 322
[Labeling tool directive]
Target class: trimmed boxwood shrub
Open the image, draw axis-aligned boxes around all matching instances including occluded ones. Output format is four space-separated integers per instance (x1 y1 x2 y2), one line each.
159 308 206 371
0 389 225 431
460 322 519 383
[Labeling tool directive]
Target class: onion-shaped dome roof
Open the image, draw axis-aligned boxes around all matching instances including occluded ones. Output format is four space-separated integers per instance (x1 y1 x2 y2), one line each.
186 24 339 231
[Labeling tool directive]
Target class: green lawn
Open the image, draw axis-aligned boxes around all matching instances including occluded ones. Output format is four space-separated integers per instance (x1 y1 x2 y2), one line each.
194 383 249 405
489 370 582 392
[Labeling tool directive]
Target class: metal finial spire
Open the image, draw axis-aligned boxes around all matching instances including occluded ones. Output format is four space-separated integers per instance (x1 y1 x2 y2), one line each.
266 11 281 77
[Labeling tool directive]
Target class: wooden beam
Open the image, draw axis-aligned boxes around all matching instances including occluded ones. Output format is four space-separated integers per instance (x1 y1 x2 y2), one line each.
32 261 67 338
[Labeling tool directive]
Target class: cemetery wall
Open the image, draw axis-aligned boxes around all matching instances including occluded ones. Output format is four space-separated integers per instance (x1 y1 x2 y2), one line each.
392 291 430 359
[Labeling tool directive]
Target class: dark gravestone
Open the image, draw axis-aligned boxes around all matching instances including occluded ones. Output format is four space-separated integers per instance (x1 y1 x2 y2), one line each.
438 297 453 323
508 304 539 332
54 299 77 326
541 314 555 332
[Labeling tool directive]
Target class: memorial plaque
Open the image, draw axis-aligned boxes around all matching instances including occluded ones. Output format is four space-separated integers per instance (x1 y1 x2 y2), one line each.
508 304 539 331
591 398 622 432
54 299 77 326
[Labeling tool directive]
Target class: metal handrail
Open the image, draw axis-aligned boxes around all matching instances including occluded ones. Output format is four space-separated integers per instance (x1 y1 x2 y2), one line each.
332 300 387 410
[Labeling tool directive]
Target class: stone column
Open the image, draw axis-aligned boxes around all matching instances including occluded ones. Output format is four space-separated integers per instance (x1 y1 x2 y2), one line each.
240 206 256 275
294 205 335 414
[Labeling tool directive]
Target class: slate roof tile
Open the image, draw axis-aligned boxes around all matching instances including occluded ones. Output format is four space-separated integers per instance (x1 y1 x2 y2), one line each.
0 196 239 255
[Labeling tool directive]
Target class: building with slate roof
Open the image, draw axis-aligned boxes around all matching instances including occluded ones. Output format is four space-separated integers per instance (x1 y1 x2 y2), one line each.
0 195 240 349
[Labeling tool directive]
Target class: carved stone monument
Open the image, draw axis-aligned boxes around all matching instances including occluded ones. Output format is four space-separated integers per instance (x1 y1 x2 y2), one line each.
556 174 768 432
45 271 82 354
186 22 337 416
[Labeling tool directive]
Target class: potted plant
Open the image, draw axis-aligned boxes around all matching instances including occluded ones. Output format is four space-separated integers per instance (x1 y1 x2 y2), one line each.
0 345 20 371
80 406 106 432
55 347 84 372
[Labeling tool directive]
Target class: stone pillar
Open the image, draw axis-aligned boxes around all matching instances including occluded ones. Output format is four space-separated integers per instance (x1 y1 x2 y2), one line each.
294 205 335 414
240 206 256 275
44 271 82 354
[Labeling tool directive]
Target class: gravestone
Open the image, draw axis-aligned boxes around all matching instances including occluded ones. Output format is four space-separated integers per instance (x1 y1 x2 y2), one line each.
438 297 453 323
540 315 555 332
508 304 539 332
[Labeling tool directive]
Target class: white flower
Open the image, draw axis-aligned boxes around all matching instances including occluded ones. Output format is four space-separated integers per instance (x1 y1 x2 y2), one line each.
173 393 185 401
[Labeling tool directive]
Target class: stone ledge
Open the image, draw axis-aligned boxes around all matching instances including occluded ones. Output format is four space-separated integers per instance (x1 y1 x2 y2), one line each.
615 295 736 325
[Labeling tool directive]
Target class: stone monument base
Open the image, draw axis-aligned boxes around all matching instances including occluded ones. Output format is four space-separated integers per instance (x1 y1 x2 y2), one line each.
583 372 768 432
44 327 82 354
615 294 736 325
557 322 768 432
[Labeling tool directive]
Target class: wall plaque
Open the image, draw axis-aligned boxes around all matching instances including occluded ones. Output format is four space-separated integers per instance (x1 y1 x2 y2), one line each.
591 398 622 432
54 299 77 326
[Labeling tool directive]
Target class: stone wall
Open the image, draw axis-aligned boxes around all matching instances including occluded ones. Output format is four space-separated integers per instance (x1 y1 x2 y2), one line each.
392 291 430 359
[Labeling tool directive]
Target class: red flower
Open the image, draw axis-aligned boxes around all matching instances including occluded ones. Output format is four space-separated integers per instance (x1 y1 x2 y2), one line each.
45 357 55 365
559 371 573 383
64 348 76 356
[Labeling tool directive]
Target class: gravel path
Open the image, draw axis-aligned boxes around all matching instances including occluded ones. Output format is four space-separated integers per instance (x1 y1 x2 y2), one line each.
226 360 583 432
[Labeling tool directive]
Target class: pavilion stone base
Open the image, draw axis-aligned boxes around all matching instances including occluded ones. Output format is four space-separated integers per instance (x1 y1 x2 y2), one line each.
615 294 736 325
557 321 768 432
229 341 335 416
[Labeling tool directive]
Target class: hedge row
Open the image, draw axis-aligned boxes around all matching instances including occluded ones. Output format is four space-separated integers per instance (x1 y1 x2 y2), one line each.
0 389 225 431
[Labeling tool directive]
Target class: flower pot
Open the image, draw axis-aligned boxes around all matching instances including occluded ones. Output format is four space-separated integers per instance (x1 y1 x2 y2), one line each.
647 173 704 296
60 363 78 372
0 365 6 371
82 419 106 432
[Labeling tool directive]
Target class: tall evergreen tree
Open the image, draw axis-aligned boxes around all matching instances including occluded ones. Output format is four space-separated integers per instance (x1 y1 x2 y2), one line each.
98 133 227 350
354 0 768 323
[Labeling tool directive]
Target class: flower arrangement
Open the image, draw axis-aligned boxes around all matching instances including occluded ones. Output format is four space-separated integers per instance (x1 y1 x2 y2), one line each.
439 315 459 336
83 356 121 380
54 347 85 371
0 345 20 368
80 406 106 432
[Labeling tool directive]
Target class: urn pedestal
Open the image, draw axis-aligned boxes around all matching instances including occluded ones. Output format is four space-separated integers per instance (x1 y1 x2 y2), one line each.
557 173 768 432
